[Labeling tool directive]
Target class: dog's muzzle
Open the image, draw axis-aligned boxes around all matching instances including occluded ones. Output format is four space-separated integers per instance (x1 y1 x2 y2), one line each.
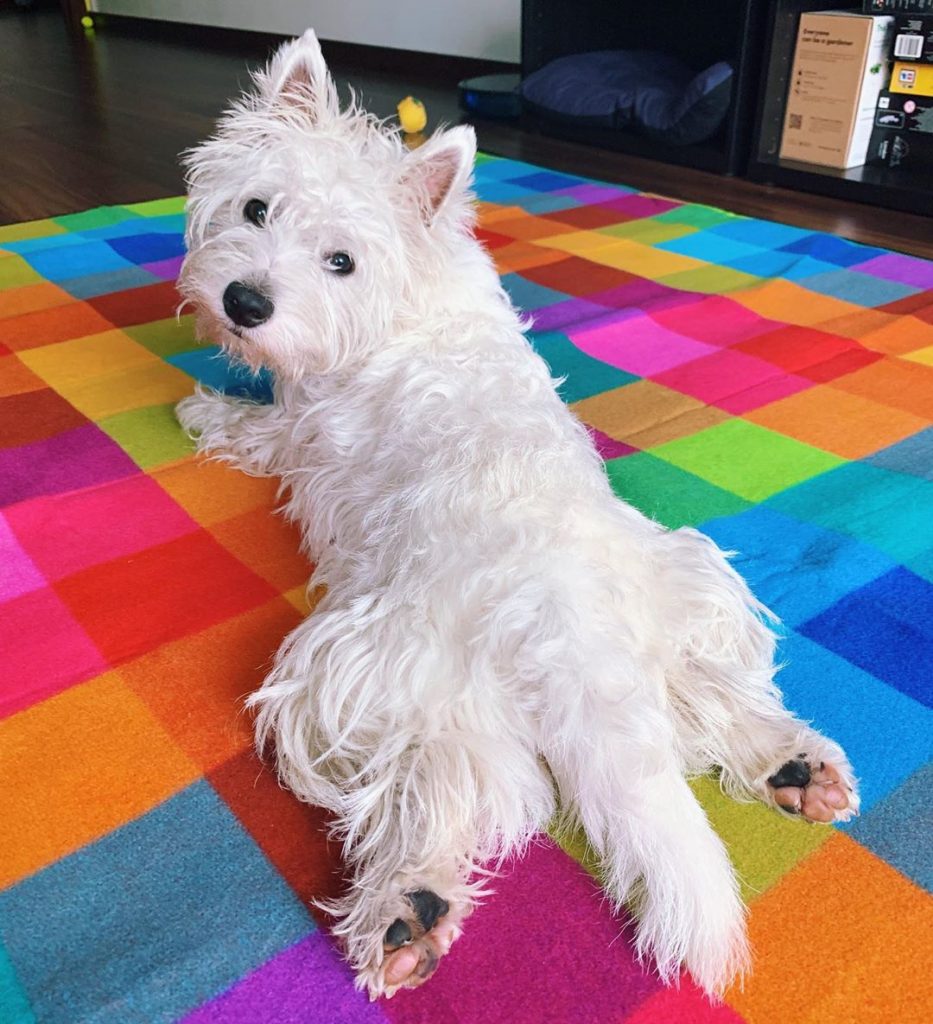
223 281 274 328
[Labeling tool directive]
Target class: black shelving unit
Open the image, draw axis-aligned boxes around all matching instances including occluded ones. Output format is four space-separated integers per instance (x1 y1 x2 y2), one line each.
520 0 770 175
748 0 933 215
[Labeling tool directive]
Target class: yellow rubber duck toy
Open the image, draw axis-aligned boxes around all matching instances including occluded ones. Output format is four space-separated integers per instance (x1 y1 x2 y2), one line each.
397 95 427 135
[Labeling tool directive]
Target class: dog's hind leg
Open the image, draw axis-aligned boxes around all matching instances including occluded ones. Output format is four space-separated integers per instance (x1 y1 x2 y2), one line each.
176 385 292 476
330 839 477 1001
251 618 555 1000
659 527 859 824
537 607 749 996
317 728 554 1000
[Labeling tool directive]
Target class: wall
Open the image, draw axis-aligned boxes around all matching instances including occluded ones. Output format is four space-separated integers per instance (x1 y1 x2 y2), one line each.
89 0 521 62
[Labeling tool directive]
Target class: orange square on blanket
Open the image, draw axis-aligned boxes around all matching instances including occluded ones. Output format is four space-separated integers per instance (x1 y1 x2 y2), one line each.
736 279 863 327
209 506 311 592
832 357 933 420
153 458 280 525
0 280 73 318
747 386 927 459
818 307 900 342
492 239 567 275
857 314 933 357
2 300 115 351
0 671 198 888
0 354 47 398
120 596 303 769
726 834 932 1024
486 211 578 242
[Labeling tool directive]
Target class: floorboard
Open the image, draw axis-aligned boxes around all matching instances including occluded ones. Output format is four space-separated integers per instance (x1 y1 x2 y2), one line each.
1 8 930 258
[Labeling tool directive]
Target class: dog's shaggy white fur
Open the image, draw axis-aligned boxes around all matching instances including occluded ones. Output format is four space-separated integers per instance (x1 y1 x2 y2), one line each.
176 31 859 1001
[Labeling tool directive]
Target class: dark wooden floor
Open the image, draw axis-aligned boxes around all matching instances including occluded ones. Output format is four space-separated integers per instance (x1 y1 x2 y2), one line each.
2 7 931 258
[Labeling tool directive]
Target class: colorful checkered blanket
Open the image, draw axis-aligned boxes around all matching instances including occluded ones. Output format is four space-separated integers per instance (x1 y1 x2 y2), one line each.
1 155 931 1024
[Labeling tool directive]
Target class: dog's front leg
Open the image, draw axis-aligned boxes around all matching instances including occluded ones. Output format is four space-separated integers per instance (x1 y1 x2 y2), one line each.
176 385 292 476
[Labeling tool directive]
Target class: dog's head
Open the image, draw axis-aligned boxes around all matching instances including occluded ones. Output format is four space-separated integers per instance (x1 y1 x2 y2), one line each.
179 29 478 378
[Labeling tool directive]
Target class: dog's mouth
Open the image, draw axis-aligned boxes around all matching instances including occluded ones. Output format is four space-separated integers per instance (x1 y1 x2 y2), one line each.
225 321 245 340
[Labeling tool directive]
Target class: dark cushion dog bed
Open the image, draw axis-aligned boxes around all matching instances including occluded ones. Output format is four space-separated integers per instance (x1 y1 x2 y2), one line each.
520 51 733 147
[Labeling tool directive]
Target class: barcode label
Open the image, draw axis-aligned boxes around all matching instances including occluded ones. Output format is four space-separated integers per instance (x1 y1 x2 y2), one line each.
788 113 803 129
894 34 924 59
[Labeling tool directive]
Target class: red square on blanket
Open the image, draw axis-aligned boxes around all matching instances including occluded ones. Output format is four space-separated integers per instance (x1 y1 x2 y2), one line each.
55 529 278 665
87 280 180 328
210 747 344 909
0 388 88 447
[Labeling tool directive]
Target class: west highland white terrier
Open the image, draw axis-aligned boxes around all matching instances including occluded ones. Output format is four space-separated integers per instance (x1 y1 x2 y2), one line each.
176 30 859 1001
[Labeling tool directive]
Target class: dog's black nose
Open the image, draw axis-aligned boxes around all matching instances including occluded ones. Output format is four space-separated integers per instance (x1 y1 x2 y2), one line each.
223 281 274 328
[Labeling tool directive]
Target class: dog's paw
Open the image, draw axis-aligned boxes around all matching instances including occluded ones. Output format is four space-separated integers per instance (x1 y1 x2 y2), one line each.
176 388 259 456
175 389 223 439
767 755 858 823
176 387 243 435
375 889 465 998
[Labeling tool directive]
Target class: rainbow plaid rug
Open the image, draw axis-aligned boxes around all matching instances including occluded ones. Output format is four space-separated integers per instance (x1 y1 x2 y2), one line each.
2 154 932 1024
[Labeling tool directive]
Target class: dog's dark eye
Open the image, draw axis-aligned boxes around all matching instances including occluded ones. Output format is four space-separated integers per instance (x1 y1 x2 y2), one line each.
244 199 267 227
325 251 355 276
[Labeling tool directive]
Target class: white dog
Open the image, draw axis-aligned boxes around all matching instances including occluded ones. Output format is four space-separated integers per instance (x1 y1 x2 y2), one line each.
176 30 858 1001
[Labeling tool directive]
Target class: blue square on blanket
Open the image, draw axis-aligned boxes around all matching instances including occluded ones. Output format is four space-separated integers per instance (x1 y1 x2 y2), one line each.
0 781 313 1024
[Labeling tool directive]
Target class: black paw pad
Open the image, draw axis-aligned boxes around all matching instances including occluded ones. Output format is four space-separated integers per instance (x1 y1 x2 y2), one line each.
384 918 412 949
407 889 449 932
768 758 811 790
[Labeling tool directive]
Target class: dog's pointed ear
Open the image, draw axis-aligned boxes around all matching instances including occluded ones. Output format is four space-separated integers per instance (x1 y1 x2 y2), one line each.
401 125 476 225
262 28 338 119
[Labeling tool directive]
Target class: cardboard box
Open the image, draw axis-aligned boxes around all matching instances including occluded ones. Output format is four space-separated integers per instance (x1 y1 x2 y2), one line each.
868 89 933 166
780 11 893 168
890 58 933 89
891 14 933 62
